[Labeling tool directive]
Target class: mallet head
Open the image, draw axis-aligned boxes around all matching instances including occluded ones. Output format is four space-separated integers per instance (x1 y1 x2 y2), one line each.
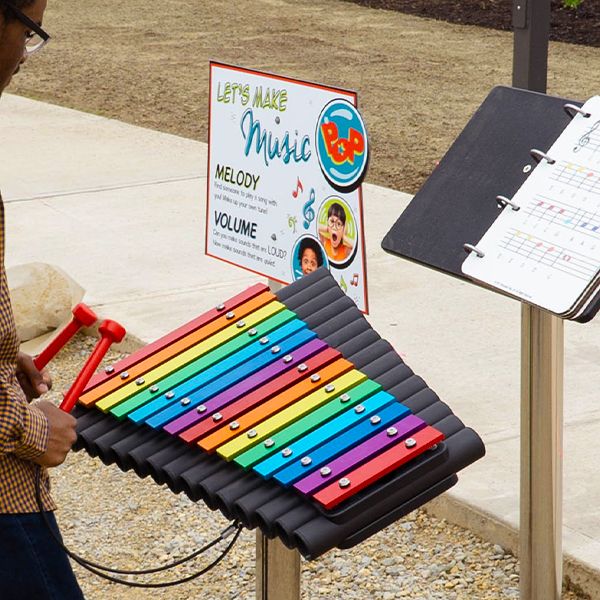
72 303 98 327
98 319 126 344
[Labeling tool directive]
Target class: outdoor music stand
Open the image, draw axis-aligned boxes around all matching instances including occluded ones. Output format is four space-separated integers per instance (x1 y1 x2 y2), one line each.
382 84 596 600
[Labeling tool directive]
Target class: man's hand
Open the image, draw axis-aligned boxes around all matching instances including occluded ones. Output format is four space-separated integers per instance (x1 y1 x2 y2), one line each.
32 401 77 467
16 352 52 402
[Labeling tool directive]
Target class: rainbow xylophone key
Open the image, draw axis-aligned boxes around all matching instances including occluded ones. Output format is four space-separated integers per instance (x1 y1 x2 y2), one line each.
76 279 445 510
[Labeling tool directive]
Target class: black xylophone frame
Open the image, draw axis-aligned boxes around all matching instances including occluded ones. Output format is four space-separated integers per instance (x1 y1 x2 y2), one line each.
73 268 485 560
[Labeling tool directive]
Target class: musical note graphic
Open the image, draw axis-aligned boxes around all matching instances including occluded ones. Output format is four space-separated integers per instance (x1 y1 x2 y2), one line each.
303 188 316 230
573 119 600 154
523 195 600 238
287 215 297 234
350 273 359 287
292 177 304 198
550 161 600 195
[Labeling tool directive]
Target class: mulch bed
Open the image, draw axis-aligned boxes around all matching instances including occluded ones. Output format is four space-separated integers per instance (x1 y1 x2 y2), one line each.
345 0 600 47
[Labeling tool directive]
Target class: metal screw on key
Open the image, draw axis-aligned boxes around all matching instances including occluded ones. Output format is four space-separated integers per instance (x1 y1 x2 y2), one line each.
60 319 126 412
33 303 98 370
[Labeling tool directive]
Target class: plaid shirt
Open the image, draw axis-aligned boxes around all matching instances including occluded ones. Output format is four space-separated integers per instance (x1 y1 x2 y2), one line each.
0 195 54 513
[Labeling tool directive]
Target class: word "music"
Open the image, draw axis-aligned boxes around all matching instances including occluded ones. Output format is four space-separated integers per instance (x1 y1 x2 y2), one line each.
241 109 311 168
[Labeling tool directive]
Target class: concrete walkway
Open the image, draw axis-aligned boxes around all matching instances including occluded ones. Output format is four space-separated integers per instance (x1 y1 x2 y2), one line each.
3 94 599 595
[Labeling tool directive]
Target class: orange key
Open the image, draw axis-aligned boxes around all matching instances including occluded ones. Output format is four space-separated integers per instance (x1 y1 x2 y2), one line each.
79 290 275 407
196 357 353 452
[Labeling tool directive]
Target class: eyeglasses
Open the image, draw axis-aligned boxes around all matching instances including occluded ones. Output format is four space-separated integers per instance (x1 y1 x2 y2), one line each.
327 218 344 231
1 0 50 55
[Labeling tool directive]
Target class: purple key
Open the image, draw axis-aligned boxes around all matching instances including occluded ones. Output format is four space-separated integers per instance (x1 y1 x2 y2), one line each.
293 414 426 496
164 338 327 435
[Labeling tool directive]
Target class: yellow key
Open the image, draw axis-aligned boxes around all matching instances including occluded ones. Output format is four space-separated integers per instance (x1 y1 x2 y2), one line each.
217 369 366 460
96 302 285 412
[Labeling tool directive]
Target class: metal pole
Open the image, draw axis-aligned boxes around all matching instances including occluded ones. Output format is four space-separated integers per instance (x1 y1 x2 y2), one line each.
520 306 564 600
256 531 301 600
512 0 551 92
512 2 564 597
254 278 301 600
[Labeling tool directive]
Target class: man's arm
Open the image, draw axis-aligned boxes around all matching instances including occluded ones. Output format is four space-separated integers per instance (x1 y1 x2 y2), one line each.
0 385 77 467
0 384 50 460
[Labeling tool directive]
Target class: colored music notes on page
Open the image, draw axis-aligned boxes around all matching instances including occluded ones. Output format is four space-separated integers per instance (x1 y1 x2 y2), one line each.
462 96 600 317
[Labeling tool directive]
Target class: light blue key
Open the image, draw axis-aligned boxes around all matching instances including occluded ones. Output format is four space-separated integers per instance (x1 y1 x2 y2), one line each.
112 309 295 420
272 400 410 486
128 319 307 424
253 390 402 479
145 327 317 428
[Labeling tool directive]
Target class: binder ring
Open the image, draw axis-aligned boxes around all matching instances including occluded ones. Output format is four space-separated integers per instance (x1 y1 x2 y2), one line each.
463 243 484 258
563 103 591 119
530 148 556 165
496 195 520 211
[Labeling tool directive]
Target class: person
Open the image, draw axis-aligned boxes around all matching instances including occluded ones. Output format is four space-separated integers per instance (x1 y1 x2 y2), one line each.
298 237 324 276
0 0 83 597
318 201 352 262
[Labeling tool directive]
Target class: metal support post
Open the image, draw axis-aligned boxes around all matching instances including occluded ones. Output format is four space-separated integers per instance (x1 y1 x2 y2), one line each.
520 305 564 600
256 531 301 600
512 2 562 597
255 278 301 600
512 0 551 92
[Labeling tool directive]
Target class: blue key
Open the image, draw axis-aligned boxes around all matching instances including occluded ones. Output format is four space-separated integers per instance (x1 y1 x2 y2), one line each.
253 391 404 479
270 400 410 486
128 319 307 424
145 327 317 428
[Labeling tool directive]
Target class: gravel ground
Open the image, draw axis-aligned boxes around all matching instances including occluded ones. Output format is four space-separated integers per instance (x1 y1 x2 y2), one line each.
36 335 587 600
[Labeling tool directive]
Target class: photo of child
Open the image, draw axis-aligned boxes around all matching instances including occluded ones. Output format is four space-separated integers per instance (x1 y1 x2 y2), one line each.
299 237 324 276
318 200 355 264
292 236 327 280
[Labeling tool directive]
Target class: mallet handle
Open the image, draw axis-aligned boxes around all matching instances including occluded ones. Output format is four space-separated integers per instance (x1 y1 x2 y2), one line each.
34 303 98 370
60 319 125 412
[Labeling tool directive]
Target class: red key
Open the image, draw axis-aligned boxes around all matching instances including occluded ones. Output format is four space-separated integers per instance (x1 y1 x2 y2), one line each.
312 426 444 509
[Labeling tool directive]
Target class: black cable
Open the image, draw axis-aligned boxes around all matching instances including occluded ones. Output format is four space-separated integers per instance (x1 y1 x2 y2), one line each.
67 526 242 589
35 467 243 587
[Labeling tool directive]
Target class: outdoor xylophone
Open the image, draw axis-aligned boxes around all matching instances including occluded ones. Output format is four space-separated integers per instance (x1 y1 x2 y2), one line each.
71 269 485 559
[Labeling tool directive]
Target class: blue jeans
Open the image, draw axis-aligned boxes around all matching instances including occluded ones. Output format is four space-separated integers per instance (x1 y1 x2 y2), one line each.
0 512 84 600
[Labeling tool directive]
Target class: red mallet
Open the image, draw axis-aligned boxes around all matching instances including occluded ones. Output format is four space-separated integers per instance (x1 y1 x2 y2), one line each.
60 319 126 413
34 303 98 371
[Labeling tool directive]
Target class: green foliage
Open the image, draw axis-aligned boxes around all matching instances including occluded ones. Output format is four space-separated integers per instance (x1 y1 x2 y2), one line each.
563 0 583 9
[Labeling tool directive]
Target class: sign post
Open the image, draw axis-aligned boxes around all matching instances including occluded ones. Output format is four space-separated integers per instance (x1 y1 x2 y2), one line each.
207 64 370 597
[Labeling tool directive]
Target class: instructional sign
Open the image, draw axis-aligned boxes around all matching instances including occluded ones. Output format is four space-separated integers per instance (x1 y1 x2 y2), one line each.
206 62 369 312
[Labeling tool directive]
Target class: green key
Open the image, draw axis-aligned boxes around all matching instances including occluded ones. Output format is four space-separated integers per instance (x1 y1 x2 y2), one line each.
234 378 381 469
110 309 296 419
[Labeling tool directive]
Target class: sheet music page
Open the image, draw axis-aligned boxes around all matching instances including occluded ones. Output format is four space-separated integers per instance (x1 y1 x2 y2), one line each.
462 95 600 314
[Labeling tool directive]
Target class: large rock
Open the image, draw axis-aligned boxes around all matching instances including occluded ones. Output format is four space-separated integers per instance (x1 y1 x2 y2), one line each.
6 263 85 342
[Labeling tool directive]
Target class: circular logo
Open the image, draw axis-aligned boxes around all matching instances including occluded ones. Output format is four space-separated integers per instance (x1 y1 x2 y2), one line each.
315 99 368 192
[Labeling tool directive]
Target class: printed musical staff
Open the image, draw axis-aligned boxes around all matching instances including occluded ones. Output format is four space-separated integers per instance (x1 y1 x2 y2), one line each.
522 196 600 238
550 161 600 195
499 229 598 282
